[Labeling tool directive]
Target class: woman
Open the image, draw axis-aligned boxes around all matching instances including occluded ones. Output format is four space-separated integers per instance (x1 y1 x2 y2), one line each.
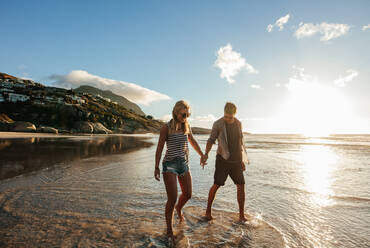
154 100 205 242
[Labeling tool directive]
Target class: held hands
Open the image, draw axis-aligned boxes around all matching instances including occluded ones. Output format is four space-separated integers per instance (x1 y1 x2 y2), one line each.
154 167 160 181
200 154 208 168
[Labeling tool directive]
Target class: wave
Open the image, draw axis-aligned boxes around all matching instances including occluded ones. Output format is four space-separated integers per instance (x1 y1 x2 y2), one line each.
244 140 370 151
261 182 370 203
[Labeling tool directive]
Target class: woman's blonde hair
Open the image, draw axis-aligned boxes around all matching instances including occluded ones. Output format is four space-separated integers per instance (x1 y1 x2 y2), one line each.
168 100 191 135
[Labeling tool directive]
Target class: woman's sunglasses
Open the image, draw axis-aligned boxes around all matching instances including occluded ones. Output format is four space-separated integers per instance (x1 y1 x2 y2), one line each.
181 112 190 118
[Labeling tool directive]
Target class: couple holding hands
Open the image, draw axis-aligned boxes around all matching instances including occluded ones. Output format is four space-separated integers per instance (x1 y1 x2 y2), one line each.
154 100 249 242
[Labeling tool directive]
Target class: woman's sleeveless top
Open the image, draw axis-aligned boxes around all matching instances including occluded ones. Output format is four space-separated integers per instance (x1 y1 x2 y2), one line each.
163 122 190 162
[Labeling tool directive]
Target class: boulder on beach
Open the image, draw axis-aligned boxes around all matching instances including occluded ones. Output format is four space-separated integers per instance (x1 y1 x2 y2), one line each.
37 126 58 134
0 113 14 123
133 127 148 134
11 121 36 132
92 122 112 134
74 121 94 133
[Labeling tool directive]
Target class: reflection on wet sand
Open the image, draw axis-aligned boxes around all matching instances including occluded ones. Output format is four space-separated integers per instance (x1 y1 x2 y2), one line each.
0 137 285 248
0 136 152 180
0 184 284 248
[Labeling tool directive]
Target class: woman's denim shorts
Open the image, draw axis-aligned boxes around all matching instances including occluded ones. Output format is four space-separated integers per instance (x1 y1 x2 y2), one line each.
162 157 189 176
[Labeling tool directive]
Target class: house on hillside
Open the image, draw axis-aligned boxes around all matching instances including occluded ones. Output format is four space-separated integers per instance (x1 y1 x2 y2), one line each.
67 95 85 104
0 88 14 93
0 81 13 88
7 93 30 102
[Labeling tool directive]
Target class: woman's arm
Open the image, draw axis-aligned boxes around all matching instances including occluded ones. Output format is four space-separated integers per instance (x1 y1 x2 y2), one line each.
188 133 204 157
154 125 168 181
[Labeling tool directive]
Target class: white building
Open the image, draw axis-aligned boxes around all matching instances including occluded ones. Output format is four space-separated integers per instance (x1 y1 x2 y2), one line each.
67 95 85 104
0 88 14 93
33 100 45 105
14 83 26 88
8 93 30 102
45 96 54 101
0 81 13 88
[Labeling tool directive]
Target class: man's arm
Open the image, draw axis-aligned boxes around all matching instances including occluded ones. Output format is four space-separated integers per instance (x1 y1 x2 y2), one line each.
239 121 249 165
203 122 219 162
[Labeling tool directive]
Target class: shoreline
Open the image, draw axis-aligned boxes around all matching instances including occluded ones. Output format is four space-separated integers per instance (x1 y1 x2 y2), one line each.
0 131 159 139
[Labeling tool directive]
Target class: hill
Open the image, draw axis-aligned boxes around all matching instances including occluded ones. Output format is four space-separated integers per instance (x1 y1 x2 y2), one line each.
0 72 163 134
74 85 145 116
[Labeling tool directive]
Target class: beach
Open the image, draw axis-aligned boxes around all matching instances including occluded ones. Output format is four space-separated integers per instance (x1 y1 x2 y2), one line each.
0 133 369 247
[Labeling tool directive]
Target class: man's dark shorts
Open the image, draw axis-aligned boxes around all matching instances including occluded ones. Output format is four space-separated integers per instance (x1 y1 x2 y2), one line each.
214 155 245 186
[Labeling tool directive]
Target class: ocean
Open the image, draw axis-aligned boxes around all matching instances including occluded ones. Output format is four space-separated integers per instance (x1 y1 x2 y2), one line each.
0 134 369 247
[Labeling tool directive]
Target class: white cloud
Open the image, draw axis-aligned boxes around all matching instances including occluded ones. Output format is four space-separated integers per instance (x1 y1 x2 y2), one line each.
286 66 317 92
49 70 171 105
334 69 359 87
18 64 27 70
214 44 258 84
267 14 290 32
251 84 262 89
239 117 265 121
20 76 33 81
294 22 350 41
195 114 216 122
362 24 370 31
160 114 172 122
275 83 281 87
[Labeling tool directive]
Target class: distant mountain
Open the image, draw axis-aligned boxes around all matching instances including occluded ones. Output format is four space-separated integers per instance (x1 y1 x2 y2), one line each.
74 85 145 116
191 127 211 134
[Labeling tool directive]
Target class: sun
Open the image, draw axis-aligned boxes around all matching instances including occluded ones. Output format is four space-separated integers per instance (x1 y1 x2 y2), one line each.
276 80 350 137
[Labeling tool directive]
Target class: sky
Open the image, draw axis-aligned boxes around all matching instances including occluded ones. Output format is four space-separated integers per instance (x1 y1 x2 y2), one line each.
1 0 370 134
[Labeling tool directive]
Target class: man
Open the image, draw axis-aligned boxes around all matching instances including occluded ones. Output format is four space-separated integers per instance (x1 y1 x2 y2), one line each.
202 102 249 222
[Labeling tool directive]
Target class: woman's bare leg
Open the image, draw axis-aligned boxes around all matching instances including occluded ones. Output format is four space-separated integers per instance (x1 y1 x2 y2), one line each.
163 172 178 237
176 171 192 222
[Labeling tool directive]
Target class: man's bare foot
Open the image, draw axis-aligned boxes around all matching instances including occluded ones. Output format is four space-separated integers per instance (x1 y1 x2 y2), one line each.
205 212 213 221
175 205 185 222
239 216 248 222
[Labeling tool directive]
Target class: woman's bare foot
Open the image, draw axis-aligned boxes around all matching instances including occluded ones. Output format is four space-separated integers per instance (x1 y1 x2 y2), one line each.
205 212 213 221
175 205 185 222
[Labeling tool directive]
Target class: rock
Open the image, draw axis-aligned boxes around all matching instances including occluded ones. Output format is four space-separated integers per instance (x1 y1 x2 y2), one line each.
37 126 58 134
92 122 112 134
0 122 10 131
133 127 148 134
0 113 14 123
11 121 36 132
74 121 93 133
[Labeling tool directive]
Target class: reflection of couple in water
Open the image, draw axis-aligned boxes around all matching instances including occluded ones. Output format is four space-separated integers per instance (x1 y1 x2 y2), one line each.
155 100 249 244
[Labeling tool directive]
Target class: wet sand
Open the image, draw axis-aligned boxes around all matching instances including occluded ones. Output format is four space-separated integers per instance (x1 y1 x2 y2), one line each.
0 131 156 139
0 135 285 247
0 134 153 180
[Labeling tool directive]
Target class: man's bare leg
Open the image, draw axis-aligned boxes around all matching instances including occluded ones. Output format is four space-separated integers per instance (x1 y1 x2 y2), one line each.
236 184 247 222
205 184 220 220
